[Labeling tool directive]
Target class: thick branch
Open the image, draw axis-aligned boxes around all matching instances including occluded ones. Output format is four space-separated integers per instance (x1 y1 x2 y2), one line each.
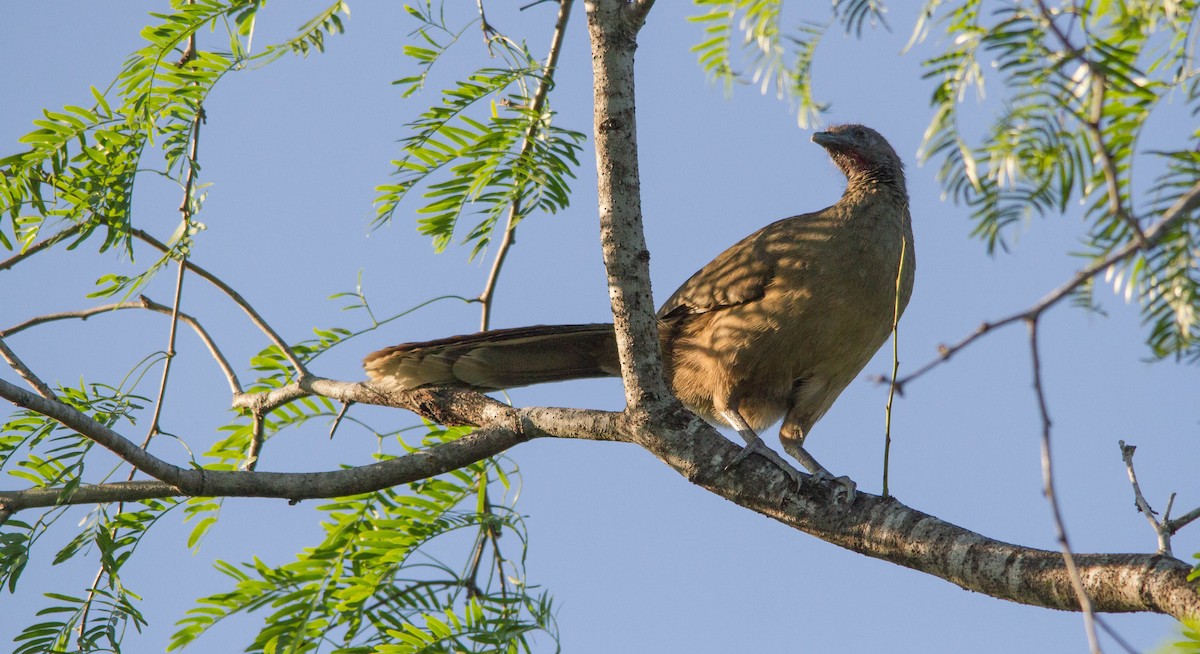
585 0 671 412
3 381 1195 620
0 390 620 510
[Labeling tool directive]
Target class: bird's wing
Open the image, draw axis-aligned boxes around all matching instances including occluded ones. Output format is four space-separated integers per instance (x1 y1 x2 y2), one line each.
656 220 782 320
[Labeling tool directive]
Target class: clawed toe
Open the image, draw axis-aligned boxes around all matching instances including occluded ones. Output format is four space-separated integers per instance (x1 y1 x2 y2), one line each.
823 474 856 504
725 439 762 470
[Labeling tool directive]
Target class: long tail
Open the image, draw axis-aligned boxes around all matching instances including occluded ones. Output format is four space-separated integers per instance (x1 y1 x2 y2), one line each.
364 323 620 392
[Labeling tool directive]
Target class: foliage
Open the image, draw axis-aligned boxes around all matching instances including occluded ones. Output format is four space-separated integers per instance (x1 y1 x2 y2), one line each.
914 0 1200 360
170 435 555 654
688 0 887 127
1 1 561 652
374 4 585 258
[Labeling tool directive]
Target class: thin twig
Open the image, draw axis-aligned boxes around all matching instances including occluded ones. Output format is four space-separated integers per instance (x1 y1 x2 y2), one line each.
465 1 573 602
476 0 496 54
1028 318 1102 654
131 227 309 376
81 29 204 642
0 337 57 399
464 510 489 599
1165 505 1200 536
1 298 242 395
1119 440 1171 555
882 236 906 498
0 223 85 272
76 563 107 650
243 412 265 471
140 97 205 454
477 0 574 331
489 522 507 598
328 402 352 439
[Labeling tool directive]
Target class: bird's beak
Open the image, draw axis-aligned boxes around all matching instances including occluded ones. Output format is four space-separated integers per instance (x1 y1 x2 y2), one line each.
811 131 846 150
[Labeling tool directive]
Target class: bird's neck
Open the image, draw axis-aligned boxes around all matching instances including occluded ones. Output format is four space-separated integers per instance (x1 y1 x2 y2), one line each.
840 175 909 213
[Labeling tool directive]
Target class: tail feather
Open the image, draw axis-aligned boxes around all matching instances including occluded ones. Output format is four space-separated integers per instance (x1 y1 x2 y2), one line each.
364 323 619 392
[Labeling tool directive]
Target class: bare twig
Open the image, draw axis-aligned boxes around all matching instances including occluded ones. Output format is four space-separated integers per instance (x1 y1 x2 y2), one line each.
1 297 242 395
477 0 573 331
243 412 265 471
1028 318 1101 654
130 227 309 376
0 223 85 272
141 97 205 453
881 236 907 497
476 0 497 53
1119 440 1173 555
328 402 351 439
76 564 107 651
467 2 575 600
1165 505 1200 536
0 337 57 399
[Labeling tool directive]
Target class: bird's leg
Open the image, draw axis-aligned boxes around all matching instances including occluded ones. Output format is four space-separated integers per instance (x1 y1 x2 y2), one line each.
718 409 805 490
779 434 856 504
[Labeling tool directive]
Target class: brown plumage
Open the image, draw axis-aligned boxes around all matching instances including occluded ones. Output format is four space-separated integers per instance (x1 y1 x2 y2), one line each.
365 124 915 498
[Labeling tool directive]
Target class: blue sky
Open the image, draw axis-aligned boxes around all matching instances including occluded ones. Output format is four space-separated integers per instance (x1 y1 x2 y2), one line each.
2 2 1197 652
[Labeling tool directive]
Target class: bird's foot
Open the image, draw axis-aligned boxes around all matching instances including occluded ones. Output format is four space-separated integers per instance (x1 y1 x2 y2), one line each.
809 469 856 504
726 438 805 490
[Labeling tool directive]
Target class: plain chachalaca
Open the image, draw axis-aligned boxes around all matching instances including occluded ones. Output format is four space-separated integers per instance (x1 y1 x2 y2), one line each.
364 124 915 499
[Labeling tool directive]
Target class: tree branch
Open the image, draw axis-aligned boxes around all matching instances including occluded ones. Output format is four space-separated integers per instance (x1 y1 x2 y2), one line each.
0 392 621 511
585 0 672 414
3 380 1196 620
1120 440 1178 556
141 97 204 452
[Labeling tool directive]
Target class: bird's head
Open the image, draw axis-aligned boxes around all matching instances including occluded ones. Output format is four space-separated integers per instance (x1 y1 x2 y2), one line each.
812 124 906 192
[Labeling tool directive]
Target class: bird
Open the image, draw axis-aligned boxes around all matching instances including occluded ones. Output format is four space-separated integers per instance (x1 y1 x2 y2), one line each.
364 124 915 501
